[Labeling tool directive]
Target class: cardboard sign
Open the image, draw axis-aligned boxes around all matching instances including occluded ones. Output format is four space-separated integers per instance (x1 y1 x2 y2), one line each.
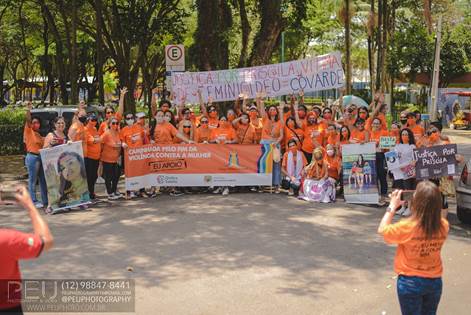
413 144 458 179
379 136 396 149
341 142 379 204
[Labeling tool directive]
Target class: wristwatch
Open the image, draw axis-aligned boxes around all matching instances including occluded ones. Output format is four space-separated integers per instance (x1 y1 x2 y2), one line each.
386 206 395 213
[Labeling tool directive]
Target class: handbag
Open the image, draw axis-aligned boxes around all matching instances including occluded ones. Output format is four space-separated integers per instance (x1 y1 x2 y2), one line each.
439 176 456 197
272 145 281 163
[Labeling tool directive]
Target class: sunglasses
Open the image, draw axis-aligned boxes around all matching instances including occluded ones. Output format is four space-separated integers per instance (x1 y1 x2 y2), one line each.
209 109 217 113
126 117 134 120
200 121 209 124
427 130 438 136
106 111 114 114
183 125 191 128
111 122 119 125
90 119 97 122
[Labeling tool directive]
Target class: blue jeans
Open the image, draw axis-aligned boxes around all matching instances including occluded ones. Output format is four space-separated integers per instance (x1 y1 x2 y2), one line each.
397 275 442 315
25 153 48 205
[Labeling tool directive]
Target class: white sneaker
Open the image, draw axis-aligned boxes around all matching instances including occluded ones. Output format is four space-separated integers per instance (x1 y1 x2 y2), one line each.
212 187 222 194
34 202 44 208
114 192 124 199
395 206 405 216
222 187 229 196
288 189 294 196
108 194 118 200
401 207 412 217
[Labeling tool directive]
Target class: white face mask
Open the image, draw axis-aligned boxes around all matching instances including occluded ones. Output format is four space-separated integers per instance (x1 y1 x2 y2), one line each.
126 119 134 126
164 116 171 122
327 150 334 156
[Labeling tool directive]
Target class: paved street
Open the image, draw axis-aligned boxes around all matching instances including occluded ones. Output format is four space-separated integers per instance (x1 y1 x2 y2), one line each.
1 129 471 315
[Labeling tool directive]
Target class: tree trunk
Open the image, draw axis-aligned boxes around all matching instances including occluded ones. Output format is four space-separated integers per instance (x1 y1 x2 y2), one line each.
237 0 251 67
194 0 232 70
345 0 352 94
249 0 283 66
70 1 79 104
375 0 383 92
367 0 375 97
95 0 105 106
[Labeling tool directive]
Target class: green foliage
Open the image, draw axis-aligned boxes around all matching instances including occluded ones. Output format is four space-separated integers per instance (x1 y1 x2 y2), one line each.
0 108 26 125
0 124 24 155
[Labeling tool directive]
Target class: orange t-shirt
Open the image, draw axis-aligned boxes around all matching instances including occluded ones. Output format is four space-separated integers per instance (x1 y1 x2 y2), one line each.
210 127 236 143
382 218 449 278
409 124 425 142
23 124 44 154
69 122 88 157
306 161 327 180
208 117 219 129
195 127 212 143
284 127 304 150
250 118 263 143
350 129 368 143
100 130 121 163
235 124 256 144
326 155 341 180
302 124 325 153
325 133 340 147
153 122 178 144
99 112 122 135
366 113 387 131
120 124 145 148
281 150 307 173
85 124 101 160
369 129 390 146
261 117 282 141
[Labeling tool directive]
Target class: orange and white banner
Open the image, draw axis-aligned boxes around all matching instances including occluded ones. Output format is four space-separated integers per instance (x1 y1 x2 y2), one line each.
124 144 274 189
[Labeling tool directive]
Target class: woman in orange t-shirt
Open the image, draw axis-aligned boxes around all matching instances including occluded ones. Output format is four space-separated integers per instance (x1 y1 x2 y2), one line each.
257 96 284 192
284 117 304 151
84 114 101 201
232 113 256 145
378 182 449 315
195 117 212 143
100 117 123 200
301 112 325 163
324 124 340 151
369 117 389 201
24 102 48 208
153 110 192 144
350 118 369 144
209 116 237 144
248 105 262 143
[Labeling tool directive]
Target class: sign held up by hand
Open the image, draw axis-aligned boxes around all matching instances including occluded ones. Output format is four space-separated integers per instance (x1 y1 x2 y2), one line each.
413 144 458 179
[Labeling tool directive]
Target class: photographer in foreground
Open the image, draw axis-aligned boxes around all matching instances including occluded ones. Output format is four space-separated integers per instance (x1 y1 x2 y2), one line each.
378 181 449 315
0 186 54 314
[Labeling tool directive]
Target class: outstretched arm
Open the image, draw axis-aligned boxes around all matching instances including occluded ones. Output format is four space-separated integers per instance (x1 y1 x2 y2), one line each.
118 87 128 117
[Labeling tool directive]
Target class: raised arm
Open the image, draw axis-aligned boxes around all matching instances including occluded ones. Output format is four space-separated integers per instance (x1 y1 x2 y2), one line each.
25 101 33 126
118 87 128 117
277 103 285 144
293 101 303 129
198 90 209 118
151 87 159 117
256 92 267 118
16 186 54 251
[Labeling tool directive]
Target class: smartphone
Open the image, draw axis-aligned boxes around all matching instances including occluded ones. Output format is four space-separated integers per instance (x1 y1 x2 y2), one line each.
0 189 17 202
401 190 415 201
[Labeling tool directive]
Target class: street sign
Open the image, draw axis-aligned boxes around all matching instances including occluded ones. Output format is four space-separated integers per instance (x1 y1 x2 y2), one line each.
165 45 185 72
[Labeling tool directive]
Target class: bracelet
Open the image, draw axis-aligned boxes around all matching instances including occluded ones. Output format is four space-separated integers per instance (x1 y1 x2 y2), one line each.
386 206 395 213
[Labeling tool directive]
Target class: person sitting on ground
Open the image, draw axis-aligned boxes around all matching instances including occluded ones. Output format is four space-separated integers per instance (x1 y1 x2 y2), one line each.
281 139 307 196
299 148 335 203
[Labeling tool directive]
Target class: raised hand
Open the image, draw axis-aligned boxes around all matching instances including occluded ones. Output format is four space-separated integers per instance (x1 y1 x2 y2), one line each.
120 87 128 96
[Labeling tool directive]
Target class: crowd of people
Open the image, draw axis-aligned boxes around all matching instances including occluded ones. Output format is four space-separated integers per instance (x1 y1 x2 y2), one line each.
23 88 459 214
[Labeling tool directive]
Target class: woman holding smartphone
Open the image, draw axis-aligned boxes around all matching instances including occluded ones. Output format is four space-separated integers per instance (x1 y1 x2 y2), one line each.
378 181 449 315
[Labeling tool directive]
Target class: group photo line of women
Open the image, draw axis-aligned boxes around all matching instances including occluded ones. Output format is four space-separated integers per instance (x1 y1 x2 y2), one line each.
23 88 461 215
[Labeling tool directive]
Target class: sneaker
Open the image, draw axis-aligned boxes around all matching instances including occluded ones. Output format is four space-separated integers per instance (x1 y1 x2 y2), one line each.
212 187 222 194
170 190 184 197
395 206 405 216
45 206 53 215
34 202 44 208
288 189 294 196
401 207 412 217
108 194 119 201
114 192 124 199
222 187 229 196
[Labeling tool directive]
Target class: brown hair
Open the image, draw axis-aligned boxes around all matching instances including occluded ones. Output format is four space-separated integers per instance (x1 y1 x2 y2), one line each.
410 181 445 239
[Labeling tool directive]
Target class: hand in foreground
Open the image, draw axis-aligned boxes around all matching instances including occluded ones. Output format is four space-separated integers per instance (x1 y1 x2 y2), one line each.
389 189 403 210
14 185 34 208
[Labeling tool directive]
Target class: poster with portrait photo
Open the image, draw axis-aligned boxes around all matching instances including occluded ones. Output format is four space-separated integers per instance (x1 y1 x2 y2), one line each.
40 142 90 213
341 142 379 204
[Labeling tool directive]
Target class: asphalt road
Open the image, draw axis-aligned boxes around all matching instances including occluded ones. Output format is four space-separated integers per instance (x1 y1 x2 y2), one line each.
1 129 471 315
